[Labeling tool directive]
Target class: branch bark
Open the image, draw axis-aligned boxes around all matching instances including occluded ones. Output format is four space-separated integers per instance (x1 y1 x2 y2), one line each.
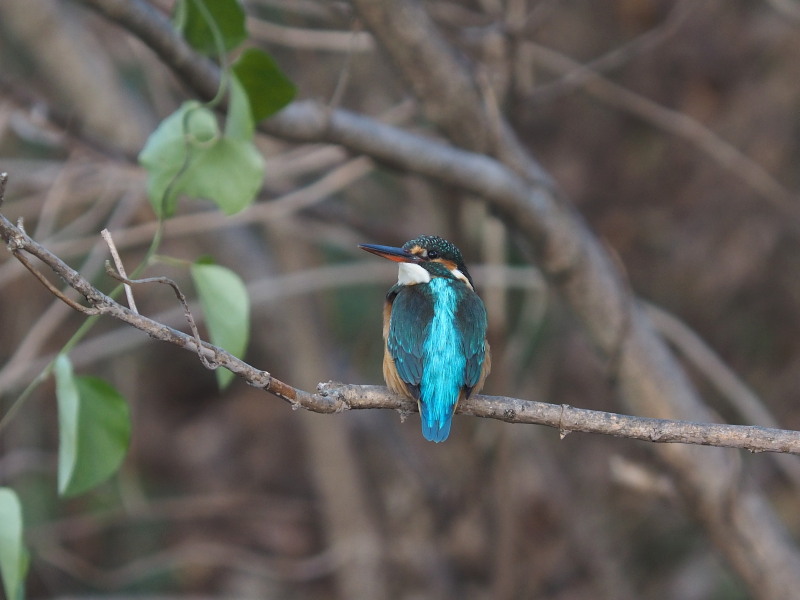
2 210 800 458
39 2 800 597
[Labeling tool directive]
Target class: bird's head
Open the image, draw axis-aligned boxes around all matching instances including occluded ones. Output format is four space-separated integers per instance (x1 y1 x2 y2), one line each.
359 235 475 288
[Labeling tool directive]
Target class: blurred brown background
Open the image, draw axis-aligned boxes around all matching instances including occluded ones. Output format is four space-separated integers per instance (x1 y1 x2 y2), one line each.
1 0 800 598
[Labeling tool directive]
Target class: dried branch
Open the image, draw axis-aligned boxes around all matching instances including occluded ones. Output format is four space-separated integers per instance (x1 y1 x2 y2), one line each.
0 189 142 392
2 209 800 457
101 228 137 312
103 266 215 370
766 0 800 21
11 247 99 316
525 0 693 102
248 18 375 53
0 155 374 282
526 42 800 222
63 3 800 597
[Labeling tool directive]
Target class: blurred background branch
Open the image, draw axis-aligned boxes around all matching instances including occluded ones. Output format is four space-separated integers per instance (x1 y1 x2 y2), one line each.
2 0 800 598
5 210 798 456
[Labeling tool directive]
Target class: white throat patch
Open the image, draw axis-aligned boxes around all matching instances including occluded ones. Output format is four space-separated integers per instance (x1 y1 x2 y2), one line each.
397 262 431 285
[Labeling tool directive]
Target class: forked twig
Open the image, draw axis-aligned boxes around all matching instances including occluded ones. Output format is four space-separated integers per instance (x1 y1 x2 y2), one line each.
2 172 99 315
14 251 99 315
1 206 800 455
101 228 137 313
103 264 217 370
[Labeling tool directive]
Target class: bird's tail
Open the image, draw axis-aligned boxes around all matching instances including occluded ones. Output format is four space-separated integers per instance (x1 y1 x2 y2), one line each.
420 402 454 443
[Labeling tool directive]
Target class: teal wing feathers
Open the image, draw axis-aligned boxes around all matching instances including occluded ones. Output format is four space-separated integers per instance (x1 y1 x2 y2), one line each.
456 288 488 393
386 284 433 398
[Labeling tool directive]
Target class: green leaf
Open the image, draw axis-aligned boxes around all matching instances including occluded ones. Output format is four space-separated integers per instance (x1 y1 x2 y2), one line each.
55 355 131 498
225 73 255 142
174 0 246 56
190 262 250 389
231 48 296 122
0 488 28 600
139 102 265 217
139 102 217 217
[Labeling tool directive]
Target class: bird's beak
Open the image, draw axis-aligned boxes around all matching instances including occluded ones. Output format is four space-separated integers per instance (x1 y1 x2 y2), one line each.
358 243 420 263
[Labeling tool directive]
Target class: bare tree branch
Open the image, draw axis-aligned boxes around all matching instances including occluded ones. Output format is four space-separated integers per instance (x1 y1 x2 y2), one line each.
2 209 800 457
103 266 215 370
646 302 800 492
39 3 800 596
248 18 375 53
279 3 800 596
101 228 137 312
526 41 800 221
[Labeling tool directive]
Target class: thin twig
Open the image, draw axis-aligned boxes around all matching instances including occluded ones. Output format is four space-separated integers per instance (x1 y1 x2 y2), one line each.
766 0 800 20
645 302 800 490
0 156 375 278
0 263 544 391
60 4 800 596
526 41 800 222
3 211 800 455
526 0 693 102
103 265 216 370
0 172 7 207
12 250 99 315
0 174 73 320
0 189 143 391
248 18 375 53
102 228 137 313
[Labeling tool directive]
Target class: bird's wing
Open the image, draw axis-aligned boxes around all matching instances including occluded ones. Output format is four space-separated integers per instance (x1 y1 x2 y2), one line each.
456 288 489 392
387 284 433 393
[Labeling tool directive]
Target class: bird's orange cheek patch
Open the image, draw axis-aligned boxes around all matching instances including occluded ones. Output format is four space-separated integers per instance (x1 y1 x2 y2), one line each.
431 258 457 271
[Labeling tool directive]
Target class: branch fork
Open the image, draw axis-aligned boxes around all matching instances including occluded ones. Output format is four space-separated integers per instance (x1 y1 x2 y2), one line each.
2 206 800 457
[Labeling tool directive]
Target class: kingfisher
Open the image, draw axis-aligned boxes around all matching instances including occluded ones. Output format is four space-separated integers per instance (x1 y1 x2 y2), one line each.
359 235 491 442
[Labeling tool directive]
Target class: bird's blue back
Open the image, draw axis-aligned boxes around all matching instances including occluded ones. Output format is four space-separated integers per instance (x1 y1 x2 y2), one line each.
420 278 466 442
388 277 487 442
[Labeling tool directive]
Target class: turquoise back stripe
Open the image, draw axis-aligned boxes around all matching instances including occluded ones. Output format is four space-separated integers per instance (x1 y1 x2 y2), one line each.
420 279 465 442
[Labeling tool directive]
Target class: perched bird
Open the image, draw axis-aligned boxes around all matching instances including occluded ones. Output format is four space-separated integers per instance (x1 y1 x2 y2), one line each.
359 235 491 442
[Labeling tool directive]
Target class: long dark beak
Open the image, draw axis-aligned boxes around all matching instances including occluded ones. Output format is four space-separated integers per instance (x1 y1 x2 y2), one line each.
358 243 420 263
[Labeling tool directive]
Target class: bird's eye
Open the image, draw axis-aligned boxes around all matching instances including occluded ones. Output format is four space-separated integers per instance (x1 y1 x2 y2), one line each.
427 250 439 259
